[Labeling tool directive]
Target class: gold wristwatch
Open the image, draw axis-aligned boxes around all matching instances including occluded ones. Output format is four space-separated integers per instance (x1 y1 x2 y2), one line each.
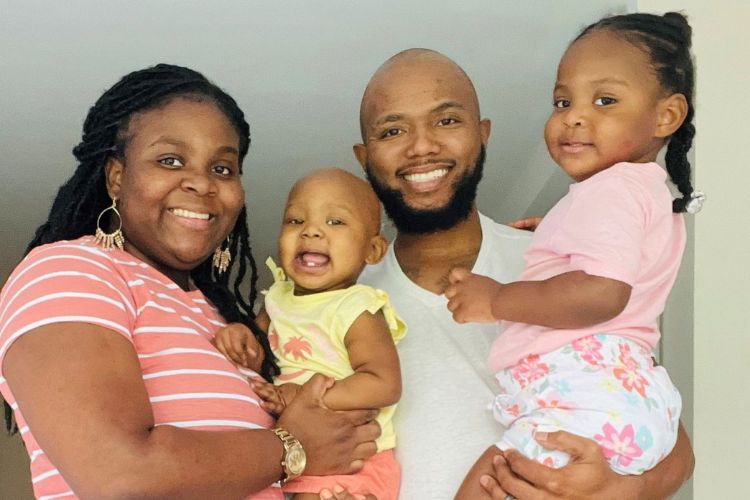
271 427 306 484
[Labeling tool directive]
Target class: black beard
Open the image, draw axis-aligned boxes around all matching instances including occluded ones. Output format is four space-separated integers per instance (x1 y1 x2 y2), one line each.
365 145 485 234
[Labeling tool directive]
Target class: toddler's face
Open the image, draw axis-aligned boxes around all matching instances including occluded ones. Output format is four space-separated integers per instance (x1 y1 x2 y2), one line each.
278 174 382 295
544 30 667 181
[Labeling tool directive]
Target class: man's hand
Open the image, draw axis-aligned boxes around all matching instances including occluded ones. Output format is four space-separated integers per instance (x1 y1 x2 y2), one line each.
445 267 503 323
509 216 543 232
213 322 264 372
483 431 643 499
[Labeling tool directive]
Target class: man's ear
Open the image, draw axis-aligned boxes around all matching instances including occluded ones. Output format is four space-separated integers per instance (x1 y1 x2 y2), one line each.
353 143 367 171
104 156 124 199
479 118 492 145
655 93 688 138
365 234 388 265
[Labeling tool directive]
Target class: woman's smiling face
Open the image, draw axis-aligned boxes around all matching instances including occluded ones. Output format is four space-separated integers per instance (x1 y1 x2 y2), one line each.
106 96 245 285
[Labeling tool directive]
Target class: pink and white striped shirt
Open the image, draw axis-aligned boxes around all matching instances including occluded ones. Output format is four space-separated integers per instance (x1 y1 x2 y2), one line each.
0 237 280 500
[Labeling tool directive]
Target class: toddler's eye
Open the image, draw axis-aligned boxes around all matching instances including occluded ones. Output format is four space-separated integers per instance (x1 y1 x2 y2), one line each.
553 99 570 109
326 218 343 226
594 97 617 106
159 157 184 168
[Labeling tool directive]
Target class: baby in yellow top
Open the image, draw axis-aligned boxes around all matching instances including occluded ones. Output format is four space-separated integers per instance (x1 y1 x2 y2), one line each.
215 168 405 500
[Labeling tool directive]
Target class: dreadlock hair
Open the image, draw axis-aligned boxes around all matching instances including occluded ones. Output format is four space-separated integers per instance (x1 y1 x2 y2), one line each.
4 64 278 434
576 12 696 213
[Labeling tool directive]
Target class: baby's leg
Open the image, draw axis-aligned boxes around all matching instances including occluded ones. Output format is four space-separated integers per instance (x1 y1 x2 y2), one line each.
455 446 503 500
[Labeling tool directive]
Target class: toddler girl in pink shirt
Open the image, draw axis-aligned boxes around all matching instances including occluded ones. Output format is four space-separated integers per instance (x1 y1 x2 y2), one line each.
446 12 704 498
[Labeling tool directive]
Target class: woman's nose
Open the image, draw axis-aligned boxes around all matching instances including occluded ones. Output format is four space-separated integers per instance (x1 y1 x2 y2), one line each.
180 170 216 195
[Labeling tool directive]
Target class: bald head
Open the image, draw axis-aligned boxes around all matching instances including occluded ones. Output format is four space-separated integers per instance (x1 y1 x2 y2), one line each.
359 49 481 140
288 168 382 234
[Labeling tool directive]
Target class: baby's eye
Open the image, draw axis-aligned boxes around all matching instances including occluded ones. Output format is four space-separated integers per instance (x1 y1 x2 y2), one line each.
159 157 184 168
553 99 570 109
380 128 402 139
594 97 617 106
326 218 344 226
286 218 303 225
438 117 458 126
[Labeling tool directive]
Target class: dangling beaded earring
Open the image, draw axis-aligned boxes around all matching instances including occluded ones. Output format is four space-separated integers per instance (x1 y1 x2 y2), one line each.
94 198 125 251
212 239 231 273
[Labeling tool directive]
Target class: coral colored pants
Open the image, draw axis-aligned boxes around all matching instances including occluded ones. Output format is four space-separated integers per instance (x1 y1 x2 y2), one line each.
282 449 399 500
493 335 681 475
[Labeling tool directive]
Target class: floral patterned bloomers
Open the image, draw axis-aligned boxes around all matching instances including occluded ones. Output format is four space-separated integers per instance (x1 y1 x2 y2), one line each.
493 334 681 475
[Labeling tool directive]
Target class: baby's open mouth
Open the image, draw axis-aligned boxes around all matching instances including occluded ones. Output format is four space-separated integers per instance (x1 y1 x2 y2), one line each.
296 252 329 267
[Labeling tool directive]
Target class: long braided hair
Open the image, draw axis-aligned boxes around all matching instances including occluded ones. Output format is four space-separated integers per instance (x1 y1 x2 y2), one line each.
4 64 278 434
577 12 696 213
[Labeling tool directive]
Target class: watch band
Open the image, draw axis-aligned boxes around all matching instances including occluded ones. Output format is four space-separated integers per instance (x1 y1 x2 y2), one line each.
271 426 306 484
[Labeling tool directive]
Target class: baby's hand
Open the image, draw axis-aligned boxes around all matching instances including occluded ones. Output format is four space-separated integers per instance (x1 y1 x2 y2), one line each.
444 267 502 323
250 380 302 416
213 322 265 372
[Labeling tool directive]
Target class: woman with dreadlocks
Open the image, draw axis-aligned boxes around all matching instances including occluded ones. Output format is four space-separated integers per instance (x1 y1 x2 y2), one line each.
0 64 379 500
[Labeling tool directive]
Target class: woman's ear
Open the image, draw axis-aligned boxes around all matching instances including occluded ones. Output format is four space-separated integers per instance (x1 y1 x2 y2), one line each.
104 157 124 199
365 234 388 265
655 93 688 138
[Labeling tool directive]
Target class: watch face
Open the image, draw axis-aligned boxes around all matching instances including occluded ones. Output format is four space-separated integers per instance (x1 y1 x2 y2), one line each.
286 445 307 475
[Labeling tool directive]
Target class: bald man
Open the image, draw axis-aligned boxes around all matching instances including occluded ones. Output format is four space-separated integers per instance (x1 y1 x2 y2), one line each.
355 49 693 499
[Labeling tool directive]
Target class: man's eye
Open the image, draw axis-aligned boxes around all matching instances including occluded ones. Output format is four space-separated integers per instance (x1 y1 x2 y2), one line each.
438 117 457 126
594 97 617 106
326 218 343 226
381 128 402 138
553 99 570 109
159 157 183 167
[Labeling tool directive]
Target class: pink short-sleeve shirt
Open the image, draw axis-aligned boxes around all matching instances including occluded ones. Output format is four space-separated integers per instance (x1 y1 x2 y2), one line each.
489 162 686 372
0 237 280 499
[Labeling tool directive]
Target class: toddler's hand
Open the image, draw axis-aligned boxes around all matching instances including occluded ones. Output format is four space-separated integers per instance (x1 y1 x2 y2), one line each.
250 380 302 416
213 322 265 372
444 267 502 323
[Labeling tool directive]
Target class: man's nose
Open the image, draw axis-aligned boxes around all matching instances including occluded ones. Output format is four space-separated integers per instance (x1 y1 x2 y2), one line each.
406 126 441 157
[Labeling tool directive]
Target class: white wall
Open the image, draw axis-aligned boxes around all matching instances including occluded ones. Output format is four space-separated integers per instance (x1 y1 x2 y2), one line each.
638 1 750 498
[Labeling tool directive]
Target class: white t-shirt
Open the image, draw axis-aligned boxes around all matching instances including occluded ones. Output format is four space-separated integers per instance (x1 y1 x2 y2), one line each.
359 214 531 499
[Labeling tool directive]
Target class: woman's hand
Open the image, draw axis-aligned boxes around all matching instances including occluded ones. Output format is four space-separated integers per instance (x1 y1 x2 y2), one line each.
277 374 380 476
484 432 643 500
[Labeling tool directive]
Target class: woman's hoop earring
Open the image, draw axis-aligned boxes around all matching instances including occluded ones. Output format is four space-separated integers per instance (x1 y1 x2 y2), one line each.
212 239 231 274
94 198 125 251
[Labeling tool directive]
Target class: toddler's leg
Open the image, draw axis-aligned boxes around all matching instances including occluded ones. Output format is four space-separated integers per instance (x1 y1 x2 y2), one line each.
455 446 503 500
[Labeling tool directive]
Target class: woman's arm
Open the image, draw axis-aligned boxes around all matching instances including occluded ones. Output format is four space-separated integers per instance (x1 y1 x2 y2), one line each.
3 323 379 500
485 427 694 499
322 310 402 410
